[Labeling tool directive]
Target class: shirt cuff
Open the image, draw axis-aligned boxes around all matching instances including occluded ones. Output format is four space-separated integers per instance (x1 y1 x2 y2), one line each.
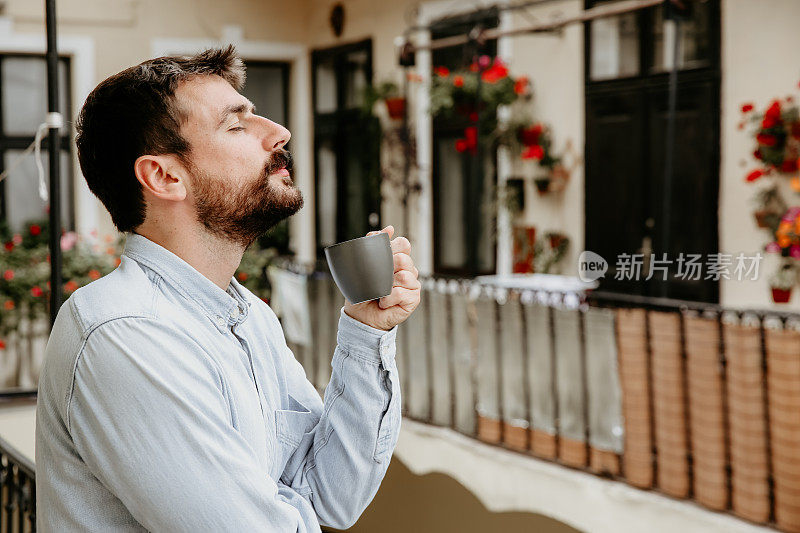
336 306 398 367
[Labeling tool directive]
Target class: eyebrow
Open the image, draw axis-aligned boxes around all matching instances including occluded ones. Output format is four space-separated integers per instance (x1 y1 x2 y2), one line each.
216 101 256 129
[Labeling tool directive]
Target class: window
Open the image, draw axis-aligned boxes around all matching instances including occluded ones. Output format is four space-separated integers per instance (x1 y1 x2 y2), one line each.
430 8 499 277
588 0 715 80
0 54 73 232
239 60 292 254
312 40 381 257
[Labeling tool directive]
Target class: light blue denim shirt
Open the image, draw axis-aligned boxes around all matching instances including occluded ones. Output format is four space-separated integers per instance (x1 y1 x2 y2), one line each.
35 232 401 532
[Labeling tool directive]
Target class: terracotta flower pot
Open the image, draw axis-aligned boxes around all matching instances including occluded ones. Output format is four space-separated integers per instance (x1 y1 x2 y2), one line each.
384 97 406 119
754 209 772 229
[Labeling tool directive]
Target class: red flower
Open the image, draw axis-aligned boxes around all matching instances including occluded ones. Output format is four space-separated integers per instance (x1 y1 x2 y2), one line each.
740 103 754 113
464 127 477 145
520 124 543 146
522 145 545 160
434 66 449 78
453 75 464 88
88 269 101 281
514 76 529 95
65 280 79 293
745 169 764 182
781 159 798 173
469 111 479 122
31 286 43 297
481 62 509 84
455 139 468 153
4 242 13 252
756 133 778 146
3 270 13 281
29 224 41 236
761 100 782 129
0 339 5 350
237 272 249 281
468 62 479 72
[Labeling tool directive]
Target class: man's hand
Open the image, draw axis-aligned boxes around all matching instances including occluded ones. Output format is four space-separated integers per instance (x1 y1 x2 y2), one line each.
342 225 421 331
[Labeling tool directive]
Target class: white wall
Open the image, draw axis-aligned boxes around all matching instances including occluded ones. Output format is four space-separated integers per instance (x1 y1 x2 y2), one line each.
719 0 800 311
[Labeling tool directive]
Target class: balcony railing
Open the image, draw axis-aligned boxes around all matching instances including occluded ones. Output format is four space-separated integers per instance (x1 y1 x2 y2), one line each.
274 263 800 533
0 395 37 533
2 261 799 532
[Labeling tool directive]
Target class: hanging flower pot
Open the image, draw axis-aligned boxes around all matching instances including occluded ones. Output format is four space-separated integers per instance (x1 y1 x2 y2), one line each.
769 261 798 303
384 97 406 119
772 287 793 303
754 209 772 228
534 177 550 194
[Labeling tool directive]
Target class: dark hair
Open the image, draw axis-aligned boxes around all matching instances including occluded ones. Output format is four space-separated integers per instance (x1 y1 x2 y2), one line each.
75 45 246 233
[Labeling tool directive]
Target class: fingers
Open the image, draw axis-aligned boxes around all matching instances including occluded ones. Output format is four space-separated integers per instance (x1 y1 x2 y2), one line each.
393 269 421 290
390 236 411 255
379 285 419 310
367 225 395 238
393 252 419 277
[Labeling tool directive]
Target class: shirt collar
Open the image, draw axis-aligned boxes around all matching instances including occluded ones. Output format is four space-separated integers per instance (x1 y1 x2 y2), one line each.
122 232 251 330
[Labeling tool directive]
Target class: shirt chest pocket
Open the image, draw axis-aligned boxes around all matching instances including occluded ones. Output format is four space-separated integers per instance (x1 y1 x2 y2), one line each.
274 395 320 485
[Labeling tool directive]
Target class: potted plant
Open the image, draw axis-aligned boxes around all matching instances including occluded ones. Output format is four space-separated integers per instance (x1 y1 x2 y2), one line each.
430 57 531 153
362 80 405 120
534 231 570 273
769 261 797 303
752 186 786 231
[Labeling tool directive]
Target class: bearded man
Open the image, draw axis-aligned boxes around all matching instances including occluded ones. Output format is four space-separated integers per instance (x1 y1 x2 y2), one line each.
35 46 420 532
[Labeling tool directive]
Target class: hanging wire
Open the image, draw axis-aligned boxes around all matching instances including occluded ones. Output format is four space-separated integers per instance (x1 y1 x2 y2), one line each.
0 113 63 203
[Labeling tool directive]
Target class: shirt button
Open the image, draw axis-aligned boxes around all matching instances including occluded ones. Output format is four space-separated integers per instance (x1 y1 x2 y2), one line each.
216 316 226 327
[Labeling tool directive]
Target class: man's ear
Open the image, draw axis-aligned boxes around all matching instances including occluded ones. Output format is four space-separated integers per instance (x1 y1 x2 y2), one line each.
133 155 187 201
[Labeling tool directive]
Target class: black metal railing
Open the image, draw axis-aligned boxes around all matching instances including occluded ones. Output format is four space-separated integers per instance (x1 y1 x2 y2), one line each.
0 398 36 533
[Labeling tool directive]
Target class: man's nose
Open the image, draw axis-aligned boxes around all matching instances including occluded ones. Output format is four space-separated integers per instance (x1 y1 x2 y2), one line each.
260 117 290 151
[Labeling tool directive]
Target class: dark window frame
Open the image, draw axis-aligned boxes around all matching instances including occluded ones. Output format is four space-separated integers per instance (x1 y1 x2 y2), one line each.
430 7 500 278
240 59 293 254
0 53 74 231
583 0 722 302
311 38 378 259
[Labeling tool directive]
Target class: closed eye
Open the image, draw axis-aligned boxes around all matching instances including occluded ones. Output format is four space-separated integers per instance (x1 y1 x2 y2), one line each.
229 126 245 132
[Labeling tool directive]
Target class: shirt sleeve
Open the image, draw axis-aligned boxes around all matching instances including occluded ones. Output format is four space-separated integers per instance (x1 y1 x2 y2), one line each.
275 306 402 530
67 316 315 533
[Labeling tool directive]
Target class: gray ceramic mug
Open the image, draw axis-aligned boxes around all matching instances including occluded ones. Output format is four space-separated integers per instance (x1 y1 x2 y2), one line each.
324 232 394 305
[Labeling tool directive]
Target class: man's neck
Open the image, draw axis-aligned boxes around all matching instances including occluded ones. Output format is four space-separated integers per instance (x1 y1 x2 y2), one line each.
133 225 244 292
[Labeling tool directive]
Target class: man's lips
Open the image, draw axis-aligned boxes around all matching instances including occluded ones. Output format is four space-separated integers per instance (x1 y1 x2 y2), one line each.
272 167 290 177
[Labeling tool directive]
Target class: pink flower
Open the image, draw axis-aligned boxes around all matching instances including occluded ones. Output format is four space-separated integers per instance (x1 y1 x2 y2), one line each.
765 242 781 253
791 245 800 259
60 231 79 251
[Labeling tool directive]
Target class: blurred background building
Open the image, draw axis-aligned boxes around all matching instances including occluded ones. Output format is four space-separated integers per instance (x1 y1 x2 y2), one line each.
1 1 800 532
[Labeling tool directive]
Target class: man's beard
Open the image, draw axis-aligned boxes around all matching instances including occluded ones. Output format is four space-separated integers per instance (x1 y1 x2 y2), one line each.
190 148 304 249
